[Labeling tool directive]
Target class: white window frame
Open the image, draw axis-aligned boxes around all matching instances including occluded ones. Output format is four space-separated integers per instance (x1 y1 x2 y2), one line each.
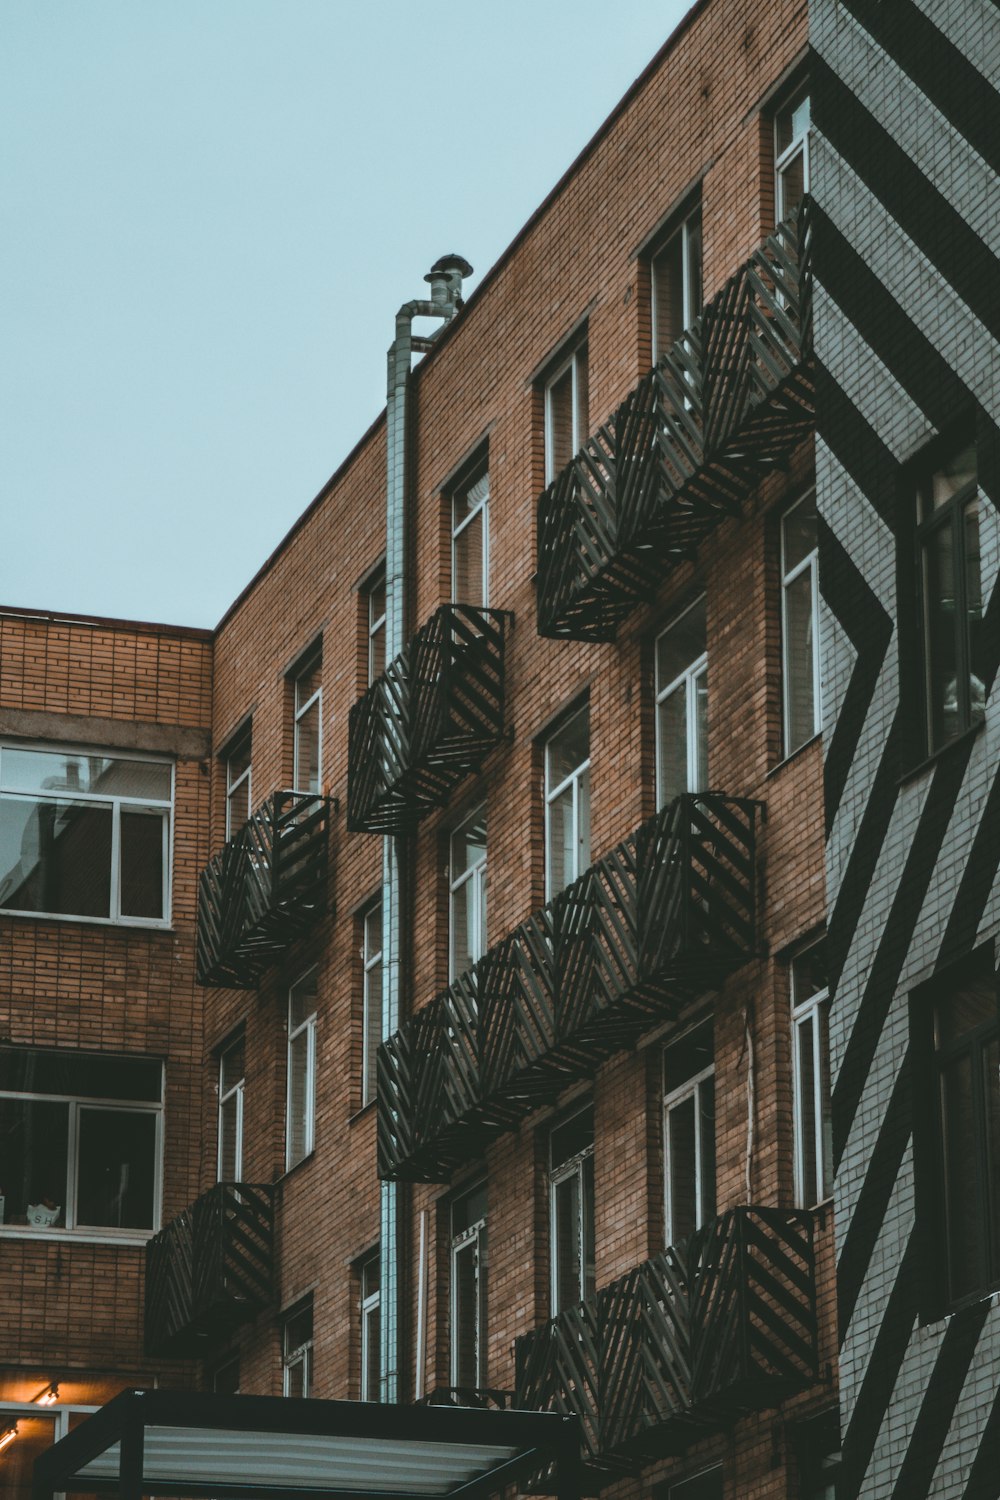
650 203 703 363
449 807 487 982
548 1106 595 1314
451 470 490 608
367 564 386 687
282 1300 313 1398
217 1035 245 1182
286 968 317 1172
663 1027 715 1247
791 948 832 1208
775 89 811 222
361 902 383 1108
0 741 173 928
655 596 708 809
292 647 323 794
780 491 821 756
0 1052 164 1240
544 343 588 484
224 728 252 841
450 1183 488 1389
544 705 591 903
0 1401 100 1486
360 1251 381 1402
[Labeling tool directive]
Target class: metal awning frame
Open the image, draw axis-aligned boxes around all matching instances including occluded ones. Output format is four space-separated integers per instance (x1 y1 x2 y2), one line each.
33 1390 582 1500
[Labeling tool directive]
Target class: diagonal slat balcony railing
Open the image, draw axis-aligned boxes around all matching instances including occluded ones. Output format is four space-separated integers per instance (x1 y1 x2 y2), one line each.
514 1207 818 1490
197 790 330 989
377 793 760 1182
537 203 813 642
144 1182 275 1358
348 604 512 835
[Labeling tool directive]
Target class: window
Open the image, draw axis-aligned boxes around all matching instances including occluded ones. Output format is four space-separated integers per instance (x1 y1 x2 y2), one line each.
0 1047 162 1234
795 1409 840 1500
449 808 487 980
211 1357 240 1394
366 565 387 686
650 203 703 363
549 1105 595 1314
781 491 821 756
360 1251 381 1402
282 1299 313 1398
544 704 590 901
452 469 489 608
655 596 708 808
286 969 317 1171
916 957 1000 1310
291 644 322 794
791 943 832 1207
224 726 252 840
361 902 383 1107
0 743 172 925
544 341 589 483
217 1034 245 1181
775 89 810 221
663 1020 715 1245
663 1467 723 1500
450 1181 488 1389
914 438 984 753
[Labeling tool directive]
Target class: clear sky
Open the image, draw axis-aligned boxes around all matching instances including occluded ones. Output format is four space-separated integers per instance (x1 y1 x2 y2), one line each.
2 2 692 630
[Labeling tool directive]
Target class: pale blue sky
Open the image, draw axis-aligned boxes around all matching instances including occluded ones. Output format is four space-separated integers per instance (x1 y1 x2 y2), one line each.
2 2 691 629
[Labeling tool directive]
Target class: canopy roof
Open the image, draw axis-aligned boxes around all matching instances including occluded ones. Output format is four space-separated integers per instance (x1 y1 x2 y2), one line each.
33 1390 581 1500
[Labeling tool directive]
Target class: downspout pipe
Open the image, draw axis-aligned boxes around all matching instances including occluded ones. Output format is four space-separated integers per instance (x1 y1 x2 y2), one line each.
380 254 472 1405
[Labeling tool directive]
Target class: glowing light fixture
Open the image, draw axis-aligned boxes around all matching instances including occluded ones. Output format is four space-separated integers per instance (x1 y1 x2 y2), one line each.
34 1384 59 1407
0 1426 18 1454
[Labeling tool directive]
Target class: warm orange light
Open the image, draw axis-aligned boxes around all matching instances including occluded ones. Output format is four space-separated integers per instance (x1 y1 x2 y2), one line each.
0 1427 17 1454
34 1384 59 1407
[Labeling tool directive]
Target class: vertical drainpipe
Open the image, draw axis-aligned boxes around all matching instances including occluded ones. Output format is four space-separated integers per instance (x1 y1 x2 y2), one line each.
380 253 473 1404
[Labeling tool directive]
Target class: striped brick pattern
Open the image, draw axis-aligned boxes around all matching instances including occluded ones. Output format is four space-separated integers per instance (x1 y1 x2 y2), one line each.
812 2 1000 1496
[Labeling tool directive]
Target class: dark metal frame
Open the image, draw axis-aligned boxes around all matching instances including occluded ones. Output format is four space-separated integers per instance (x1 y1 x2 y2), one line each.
347 604 512 835
144 1183 275 1358
33 1389 583 1500
514 1208 818 1487
378 794 760 1182
197 790 330 988
536 204 813 641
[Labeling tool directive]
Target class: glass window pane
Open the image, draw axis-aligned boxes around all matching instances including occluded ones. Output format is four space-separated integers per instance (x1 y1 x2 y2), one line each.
553 1171 582 1311
792 945 828 1004
218 1092 241 1180
1 749 170 800
0 798 112 918
453 1181 488 1235
928 443 976 509
668 1093 697 1243
657 686 688 808
363 1302 380 1402
694 666 708 792
965 500 985 726
453 508 484 606
653 231 685 360
550 1108 593 1169
227 775 250 833
287 1028 311 1167
699 1076 716 1222
120 808 165 919
547 364 574 476
782 494 817 575
664 1021 713 1093
0 1047 161 1101
220 1039 245 1094
657 599 707 690
0 1098 69 1226
76 1108 156 1229
294 699 321 793
940 1053 982 1301
547 706 589 788
547 783 575 897
784 568 816 751
796 1012 818 1207
0 1412 58 1500
923 520 959 748
453 1237 481 1388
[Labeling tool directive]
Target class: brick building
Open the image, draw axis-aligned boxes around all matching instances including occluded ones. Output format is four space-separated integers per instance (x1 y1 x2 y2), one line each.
2 3 997 1499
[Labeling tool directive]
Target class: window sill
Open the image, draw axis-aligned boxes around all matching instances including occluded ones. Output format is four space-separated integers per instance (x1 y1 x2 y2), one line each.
767 730 822 779
0 908 173 933
897 718 985 790
921 1284 1000 1329
0 1226 152 1247
348 1100 376 1126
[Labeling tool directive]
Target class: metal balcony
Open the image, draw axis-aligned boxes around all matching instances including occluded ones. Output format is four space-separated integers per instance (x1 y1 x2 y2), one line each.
197 790 330 989
348 604 512 835
537 204 813 641
144 1183 275 1358
514 1208 818 1488
378 793 759 1182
